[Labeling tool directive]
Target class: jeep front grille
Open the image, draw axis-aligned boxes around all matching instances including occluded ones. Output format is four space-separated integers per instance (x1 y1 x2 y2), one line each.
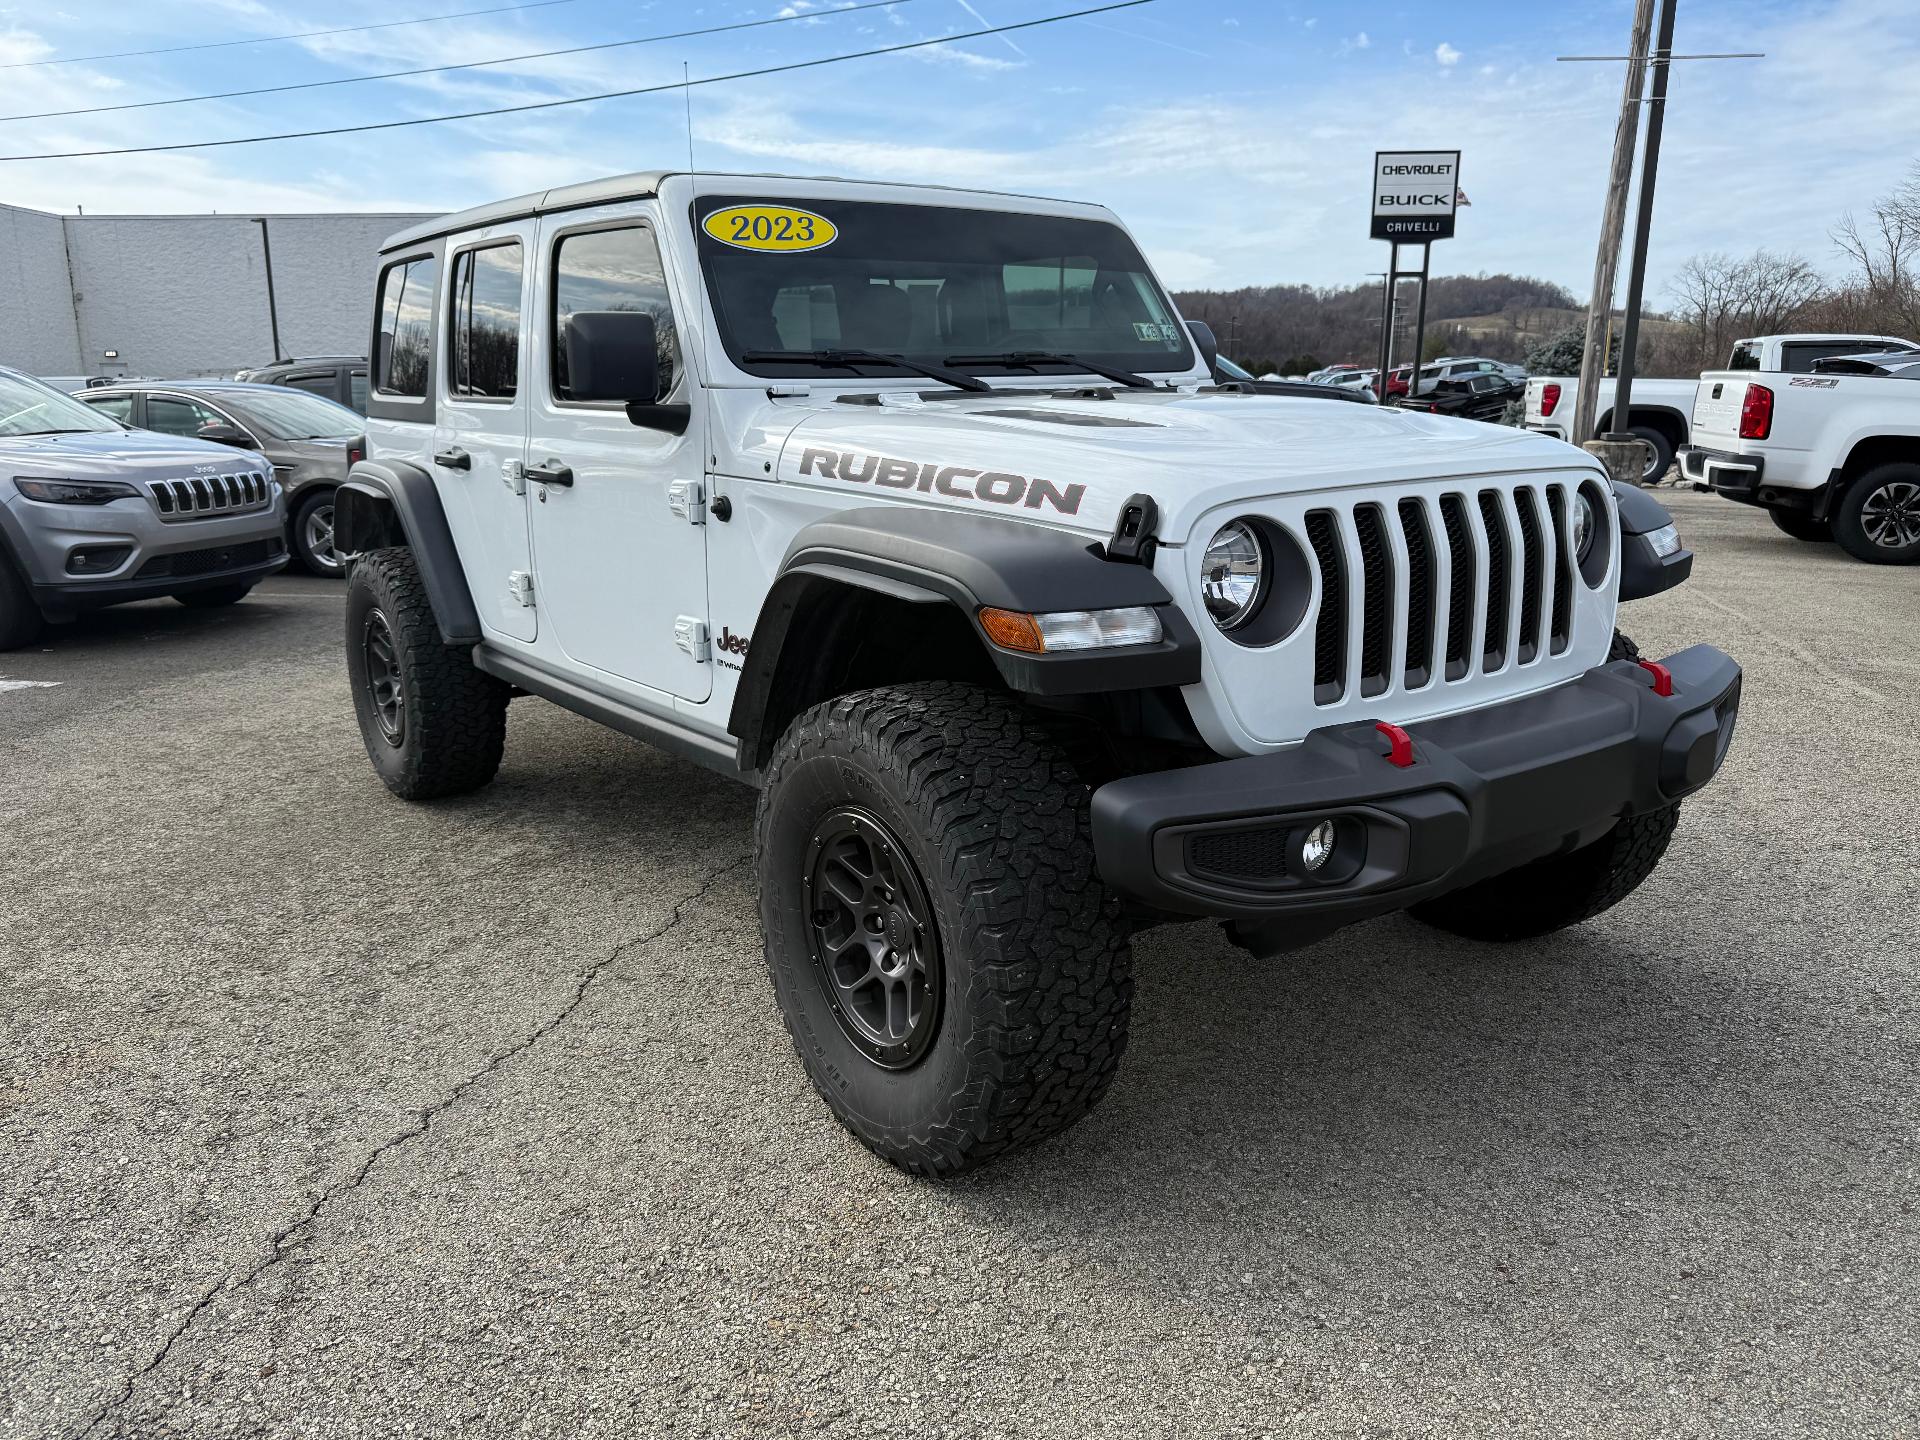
145 472 271 520
1308 482 1579 706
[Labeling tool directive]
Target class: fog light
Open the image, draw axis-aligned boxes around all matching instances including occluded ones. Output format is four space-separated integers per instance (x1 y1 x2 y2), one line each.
1299 820 1337 872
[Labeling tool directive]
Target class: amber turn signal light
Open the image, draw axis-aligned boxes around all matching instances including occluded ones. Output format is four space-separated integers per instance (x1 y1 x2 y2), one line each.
978 607 1046 653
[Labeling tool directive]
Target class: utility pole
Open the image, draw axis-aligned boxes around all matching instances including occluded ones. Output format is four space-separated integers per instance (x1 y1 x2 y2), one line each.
1570 0 1654 450
1609 0 1677 445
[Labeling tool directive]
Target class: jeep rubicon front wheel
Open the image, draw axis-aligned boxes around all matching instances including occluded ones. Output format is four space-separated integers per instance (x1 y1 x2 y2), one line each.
345 547 509 800
756 683 1133 1176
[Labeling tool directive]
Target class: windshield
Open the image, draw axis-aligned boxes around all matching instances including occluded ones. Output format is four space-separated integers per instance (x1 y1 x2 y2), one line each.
226 388 361 440
1215 354 1255 380
0 372 125 437
694 196 1195 381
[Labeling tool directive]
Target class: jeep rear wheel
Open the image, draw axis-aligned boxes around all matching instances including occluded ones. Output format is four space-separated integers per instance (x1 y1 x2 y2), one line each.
757 682 1133 1176
345 547 509 800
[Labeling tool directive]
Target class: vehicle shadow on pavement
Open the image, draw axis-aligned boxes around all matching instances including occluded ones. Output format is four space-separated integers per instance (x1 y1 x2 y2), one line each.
939 909 1880 1287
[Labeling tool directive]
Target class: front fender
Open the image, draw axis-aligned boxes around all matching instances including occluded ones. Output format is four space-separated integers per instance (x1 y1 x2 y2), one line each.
335 460 481 644
728 506 1202 765
1611 480 1693 601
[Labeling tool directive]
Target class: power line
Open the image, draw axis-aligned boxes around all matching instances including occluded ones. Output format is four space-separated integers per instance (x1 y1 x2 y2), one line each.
0 0 926 122
1 0 583 71
0 0 1152 162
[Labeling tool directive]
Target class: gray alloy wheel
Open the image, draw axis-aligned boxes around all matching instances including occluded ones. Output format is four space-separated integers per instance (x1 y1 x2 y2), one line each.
292 489 345 577
1859 479 1920 550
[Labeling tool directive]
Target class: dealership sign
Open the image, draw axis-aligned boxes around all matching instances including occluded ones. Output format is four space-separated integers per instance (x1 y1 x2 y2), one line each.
1371 151 1461 241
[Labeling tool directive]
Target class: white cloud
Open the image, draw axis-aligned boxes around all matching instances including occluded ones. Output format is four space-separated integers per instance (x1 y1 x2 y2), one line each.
1435 42 1462 67
911 46 1025 73
1355 31 1371 49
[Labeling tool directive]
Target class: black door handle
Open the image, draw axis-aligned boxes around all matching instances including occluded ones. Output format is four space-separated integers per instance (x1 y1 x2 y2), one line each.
526 459 574 488
432 447 471 471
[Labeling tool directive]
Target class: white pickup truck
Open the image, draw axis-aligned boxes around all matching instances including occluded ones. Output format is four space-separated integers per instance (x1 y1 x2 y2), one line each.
1525 333 1916 484
1524 375 1697 481
1681 346 1920 563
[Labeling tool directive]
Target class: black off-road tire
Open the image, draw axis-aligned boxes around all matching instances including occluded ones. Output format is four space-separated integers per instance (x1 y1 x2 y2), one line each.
345 547 508 800
1410 626 1679 941
0 549 47 651
173 583 253 608
757 682 1133 1177
1769 509 1832 543
1832 462 1920 564
1408 804 1681 942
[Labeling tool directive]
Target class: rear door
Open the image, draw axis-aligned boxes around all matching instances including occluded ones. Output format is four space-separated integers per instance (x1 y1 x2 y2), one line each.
525 205 710 701
432 226 537 643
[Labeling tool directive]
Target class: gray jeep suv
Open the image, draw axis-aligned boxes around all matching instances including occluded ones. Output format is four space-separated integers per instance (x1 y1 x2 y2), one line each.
0 367 286 650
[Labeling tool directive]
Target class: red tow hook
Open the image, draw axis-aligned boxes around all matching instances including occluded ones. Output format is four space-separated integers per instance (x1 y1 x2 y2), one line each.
1637 659 1675 697
1375 721 1415 768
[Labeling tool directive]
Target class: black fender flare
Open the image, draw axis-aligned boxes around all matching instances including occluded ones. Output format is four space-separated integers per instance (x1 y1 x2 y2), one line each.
1611 480 1693 601
334 460 482 644
728 506 1201 765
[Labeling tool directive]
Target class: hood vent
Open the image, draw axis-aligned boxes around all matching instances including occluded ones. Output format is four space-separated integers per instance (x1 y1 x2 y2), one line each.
973 408 1159 428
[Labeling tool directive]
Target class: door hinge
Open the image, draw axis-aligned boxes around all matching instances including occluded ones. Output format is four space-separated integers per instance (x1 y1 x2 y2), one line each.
501 459 527 496
507 571 536 608
668 478 706 525
674 616 710 661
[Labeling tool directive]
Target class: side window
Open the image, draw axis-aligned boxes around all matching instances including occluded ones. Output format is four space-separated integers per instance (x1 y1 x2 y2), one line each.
85 395 134 423
283 372 333 397
349 370 368 413
551 226 678 403
1784 342 1876 374
375 254 439 398
448 242 524 400
147 396 223 437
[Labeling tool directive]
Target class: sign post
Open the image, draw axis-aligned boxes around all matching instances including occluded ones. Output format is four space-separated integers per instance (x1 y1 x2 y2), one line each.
1371 150 1460 399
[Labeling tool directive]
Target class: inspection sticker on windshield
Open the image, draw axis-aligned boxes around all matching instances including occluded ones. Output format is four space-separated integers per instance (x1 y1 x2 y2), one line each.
703 205 837 253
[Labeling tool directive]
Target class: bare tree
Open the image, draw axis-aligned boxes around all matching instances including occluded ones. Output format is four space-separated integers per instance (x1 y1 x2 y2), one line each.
1832 163 1920 339
1663 249 1825 374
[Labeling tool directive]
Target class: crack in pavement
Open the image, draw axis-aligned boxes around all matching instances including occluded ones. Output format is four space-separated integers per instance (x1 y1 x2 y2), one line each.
70 851 753 1440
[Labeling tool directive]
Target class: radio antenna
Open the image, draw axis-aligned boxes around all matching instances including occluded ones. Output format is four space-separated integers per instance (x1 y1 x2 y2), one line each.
682 59 709 391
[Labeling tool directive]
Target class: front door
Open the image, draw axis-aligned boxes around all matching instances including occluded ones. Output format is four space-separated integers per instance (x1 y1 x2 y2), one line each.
527 206 710 702
432 225 536 642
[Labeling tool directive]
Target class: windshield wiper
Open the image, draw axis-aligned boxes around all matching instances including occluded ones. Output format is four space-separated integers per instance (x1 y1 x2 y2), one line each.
739 349 991 394
945 350 1154 389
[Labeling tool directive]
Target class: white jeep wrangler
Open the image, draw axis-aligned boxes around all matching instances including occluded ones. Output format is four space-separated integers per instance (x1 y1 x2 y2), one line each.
337 171 1742 1175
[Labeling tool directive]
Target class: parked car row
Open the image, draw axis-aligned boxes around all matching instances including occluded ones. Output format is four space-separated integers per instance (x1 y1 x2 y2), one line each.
76 382 363 577
0 367 288 649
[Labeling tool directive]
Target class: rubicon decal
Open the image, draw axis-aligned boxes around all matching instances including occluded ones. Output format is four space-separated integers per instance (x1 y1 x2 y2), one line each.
796 447 1087 517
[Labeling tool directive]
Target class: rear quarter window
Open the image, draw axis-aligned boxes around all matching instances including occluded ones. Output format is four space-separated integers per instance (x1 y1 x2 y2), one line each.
374 255 440 401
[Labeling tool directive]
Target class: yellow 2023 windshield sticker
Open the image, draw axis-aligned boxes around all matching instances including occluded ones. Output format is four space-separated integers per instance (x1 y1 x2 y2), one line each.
703 205 837 253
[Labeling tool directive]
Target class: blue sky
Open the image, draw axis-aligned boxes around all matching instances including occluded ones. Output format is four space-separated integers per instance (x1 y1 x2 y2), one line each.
0 0 1908 300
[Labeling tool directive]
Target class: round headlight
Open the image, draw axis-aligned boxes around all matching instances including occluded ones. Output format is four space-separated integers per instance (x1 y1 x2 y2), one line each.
1574 490 1598 563
1200 520 1266 631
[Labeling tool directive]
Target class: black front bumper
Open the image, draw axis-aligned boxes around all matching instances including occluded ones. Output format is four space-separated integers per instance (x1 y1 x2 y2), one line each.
1091 645 1741 932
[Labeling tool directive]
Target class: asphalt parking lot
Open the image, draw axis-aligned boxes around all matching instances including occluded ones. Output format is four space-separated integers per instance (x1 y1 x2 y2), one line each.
2 488 1915 1439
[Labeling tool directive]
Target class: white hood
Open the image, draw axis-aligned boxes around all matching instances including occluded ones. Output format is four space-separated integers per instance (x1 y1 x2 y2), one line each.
761 387 1605 543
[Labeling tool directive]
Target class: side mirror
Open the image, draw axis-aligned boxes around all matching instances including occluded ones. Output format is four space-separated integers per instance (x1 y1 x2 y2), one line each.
1186 319 1220 378
197 421 259 449
566 310 665 404
565 311 689 435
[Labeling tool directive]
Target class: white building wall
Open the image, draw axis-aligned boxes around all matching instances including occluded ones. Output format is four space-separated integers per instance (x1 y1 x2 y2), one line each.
0 203 83 376
0 208 430 381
